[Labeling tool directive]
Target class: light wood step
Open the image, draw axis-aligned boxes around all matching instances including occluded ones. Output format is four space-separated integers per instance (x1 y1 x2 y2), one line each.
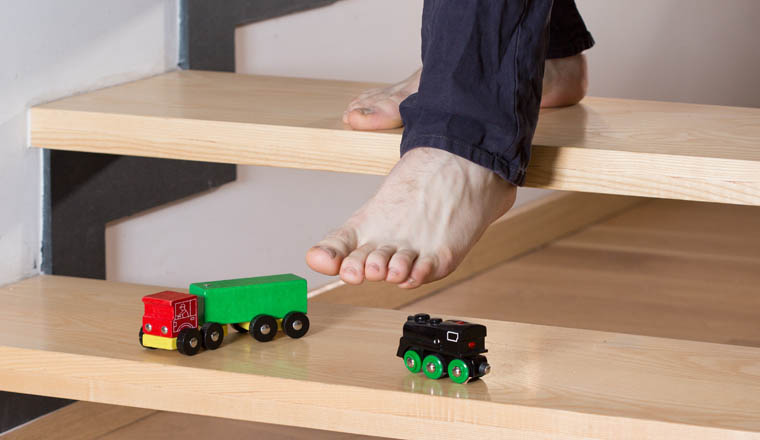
404 198 760 347
30 70 760 205
1 275 760 439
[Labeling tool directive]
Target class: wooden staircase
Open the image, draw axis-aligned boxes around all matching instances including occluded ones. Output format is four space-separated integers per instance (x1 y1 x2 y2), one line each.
31 70 760 205
2 273 760 439
3 71 760 439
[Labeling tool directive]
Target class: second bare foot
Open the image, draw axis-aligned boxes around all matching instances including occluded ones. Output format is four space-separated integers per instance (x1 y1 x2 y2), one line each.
343 54 588 130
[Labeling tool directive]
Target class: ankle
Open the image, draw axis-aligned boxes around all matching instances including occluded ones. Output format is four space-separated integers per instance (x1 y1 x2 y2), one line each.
541 54 588 108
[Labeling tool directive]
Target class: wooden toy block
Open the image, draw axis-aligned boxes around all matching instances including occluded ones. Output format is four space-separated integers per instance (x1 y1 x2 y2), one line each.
141 291 199 338
397 313 490 384
140 275 309 356
189 274 307 324
141 333 177 351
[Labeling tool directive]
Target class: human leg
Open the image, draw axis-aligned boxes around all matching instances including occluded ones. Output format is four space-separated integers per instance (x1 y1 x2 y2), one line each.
542 0 594 107
308 0 553 287
343 0 595 130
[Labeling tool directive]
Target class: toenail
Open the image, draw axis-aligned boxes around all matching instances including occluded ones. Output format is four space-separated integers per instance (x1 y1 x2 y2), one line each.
343 266 357 276
367 263 380 273
358 107 374 115
316 246 336 259
399 278 417 288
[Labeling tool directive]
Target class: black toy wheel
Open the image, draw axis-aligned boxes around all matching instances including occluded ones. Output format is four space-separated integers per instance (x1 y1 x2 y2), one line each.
138 328 156 349
250 315 277 342
201 322 224 350
232 323 248 333
282 312 309 339
177 327 202 356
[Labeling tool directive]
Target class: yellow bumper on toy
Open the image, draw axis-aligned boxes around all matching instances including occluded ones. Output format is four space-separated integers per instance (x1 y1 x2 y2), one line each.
142 333 177 350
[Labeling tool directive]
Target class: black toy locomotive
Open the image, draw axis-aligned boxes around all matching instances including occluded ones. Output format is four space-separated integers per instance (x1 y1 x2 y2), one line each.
396 313 490 383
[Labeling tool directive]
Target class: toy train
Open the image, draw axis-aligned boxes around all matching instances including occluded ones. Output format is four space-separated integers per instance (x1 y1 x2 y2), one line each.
396 313 490 384
139 274 309 355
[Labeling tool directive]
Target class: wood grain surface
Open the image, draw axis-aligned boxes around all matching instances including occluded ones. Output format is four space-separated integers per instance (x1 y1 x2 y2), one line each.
314 192 642 308
0 402 380 440
0 402 153 440
1 276 760 439
30 70 760 205
405 199 760 347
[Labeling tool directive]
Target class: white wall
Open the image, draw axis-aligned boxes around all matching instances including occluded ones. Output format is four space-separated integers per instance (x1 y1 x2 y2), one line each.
235 0 424 83
577 0 760 107
0 1 178 286
106 0 760 290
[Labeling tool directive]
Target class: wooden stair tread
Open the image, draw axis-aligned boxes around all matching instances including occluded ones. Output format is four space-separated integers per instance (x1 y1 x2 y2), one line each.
1 275 760 439
404 199 760 347
30 70 760 205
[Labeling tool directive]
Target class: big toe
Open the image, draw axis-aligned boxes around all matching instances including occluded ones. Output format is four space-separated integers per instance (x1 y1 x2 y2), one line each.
306 245 342 276
306 227 358 276
346 106 403 130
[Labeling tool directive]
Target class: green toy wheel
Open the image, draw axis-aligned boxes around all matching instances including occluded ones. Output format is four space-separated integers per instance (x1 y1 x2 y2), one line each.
422 354 445 380
447 358 470 384
403 349 422 373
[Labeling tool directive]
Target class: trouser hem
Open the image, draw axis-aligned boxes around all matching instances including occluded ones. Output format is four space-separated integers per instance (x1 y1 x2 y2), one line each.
546 32 595 59
400 135 526 186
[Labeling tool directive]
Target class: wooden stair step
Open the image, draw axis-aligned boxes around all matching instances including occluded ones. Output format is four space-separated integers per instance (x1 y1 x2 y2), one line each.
1 275 759 439
30 70 760 205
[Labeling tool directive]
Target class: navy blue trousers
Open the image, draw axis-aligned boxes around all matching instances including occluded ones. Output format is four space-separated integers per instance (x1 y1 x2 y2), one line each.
399 0 594 186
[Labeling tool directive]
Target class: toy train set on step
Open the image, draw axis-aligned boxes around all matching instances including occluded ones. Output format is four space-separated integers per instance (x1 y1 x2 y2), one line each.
139 275 490 383
139 274 309 355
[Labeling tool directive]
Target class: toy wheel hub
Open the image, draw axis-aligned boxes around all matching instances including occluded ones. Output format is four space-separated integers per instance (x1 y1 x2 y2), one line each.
260 324 271 335
291 320 303 331
189 337 199 348
426 363 437 373
406 358 416 368
451 366 462 377
210 331 220 342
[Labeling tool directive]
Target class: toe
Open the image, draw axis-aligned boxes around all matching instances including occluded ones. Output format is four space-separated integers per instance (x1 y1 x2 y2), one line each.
399 256 435 289
340 243 375 285
386 249 417 283
347 105 403 130
305 246 341 276
365 245 396 281
306 227 357 276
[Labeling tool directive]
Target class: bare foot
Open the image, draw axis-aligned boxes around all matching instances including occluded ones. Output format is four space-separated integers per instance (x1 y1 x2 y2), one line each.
306 148 516 288
314 55 587 287
342 69 421 130
343 54 588 130
540 53 588 108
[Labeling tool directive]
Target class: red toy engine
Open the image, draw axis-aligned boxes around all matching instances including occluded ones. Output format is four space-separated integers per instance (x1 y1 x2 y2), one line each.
141 291 198 339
